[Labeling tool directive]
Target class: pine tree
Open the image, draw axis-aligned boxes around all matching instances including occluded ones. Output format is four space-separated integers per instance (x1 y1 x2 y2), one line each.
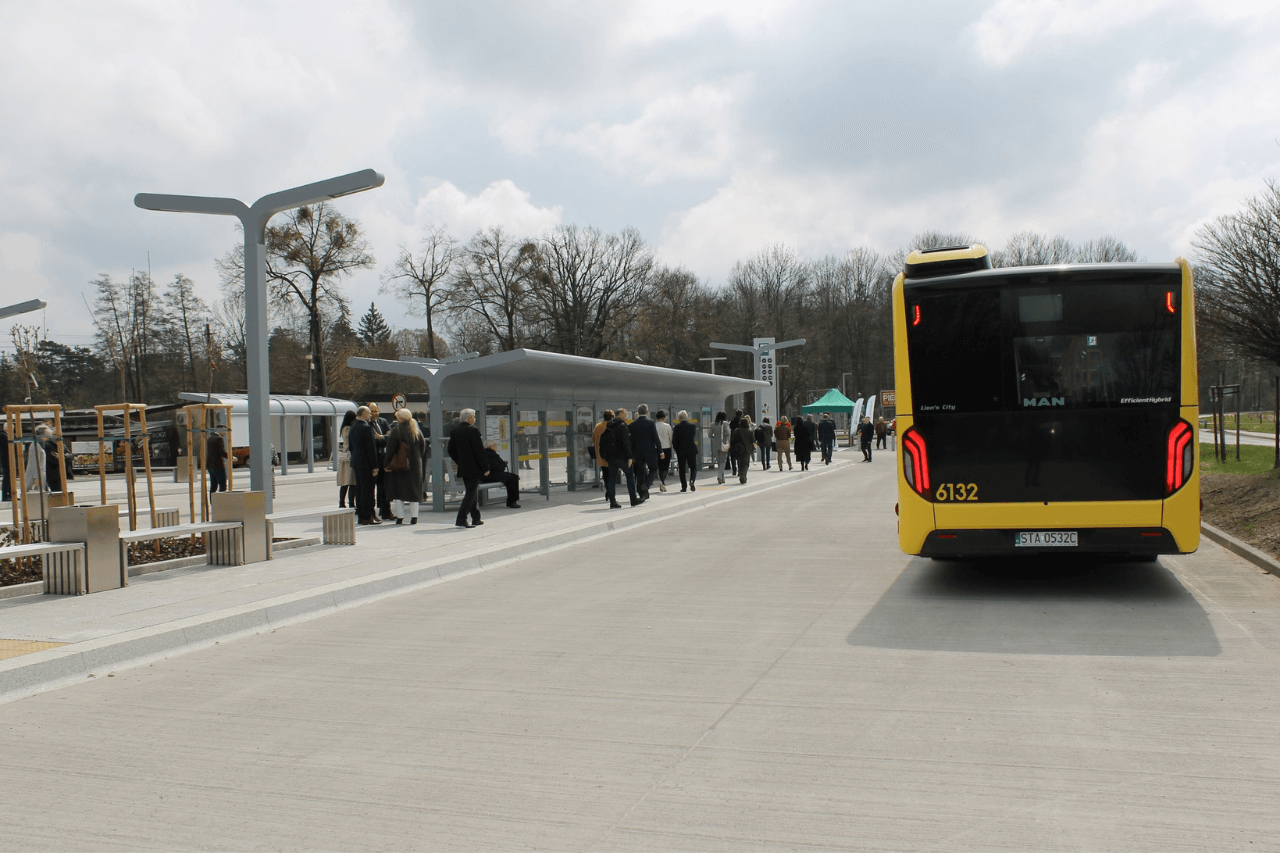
357 302 392 348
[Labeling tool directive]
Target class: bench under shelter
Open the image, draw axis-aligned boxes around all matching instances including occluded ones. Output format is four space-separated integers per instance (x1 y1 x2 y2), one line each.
348 349 770 512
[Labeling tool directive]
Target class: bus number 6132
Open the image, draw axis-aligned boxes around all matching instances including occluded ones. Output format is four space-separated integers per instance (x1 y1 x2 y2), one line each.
936 483 979 502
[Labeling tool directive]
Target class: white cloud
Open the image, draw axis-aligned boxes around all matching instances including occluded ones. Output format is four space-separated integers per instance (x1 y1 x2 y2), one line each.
613 0 801 45
556 81 748 183
409 180 563 241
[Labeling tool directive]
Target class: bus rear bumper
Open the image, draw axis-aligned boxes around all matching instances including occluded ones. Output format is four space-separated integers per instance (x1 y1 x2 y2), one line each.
919 527 1184 558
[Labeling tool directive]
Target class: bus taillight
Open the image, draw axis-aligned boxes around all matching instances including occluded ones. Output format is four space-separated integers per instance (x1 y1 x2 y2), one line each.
902 428 930 496
1165 420 1193 495
1165 291 1176 314
912 305 921 326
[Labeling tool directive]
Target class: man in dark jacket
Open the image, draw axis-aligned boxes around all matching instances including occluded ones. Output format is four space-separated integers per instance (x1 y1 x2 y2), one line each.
348 407 380 525
858 416 876 462
207 430 229 495
600 408 638 508
447 407 489 528
818 413 837 465
369 403 394 521
671 410 699 492
628 403 661 500
482 441 521 508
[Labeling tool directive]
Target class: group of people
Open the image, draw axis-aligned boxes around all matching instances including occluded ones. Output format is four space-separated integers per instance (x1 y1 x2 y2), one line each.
336 403 523 530
591 405 696 508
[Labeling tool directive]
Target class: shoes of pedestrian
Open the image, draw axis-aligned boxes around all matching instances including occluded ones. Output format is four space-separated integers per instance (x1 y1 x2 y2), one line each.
456 521 472 529
396 517 403 525
631 499 641 507
507 502 521 508
680 488 687 493
358 518 375 526
610 501 623 509
370 517 383 524
472 519 484 526
659 483 667 492
691 483 696 491
410 517 418 525
717 477 725 484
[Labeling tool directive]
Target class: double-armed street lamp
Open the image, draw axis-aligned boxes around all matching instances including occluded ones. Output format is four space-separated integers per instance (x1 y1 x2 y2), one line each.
135 170 385 509
0 299 47 321
710 337 804 424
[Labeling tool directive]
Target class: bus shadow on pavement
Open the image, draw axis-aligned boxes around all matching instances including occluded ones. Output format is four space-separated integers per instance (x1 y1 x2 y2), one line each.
846 557 1221 657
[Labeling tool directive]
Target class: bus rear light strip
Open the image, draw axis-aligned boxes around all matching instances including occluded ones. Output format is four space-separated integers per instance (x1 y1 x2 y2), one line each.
902 428 930 496
1165 420 1193 495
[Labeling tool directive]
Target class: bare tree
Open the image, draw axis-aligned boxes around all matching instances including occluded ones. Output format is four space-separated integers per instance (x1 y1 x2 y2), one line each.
449 226 537 352
1193 180 1280 369
162 274 209 390
380 226 459 359
217 202 374 396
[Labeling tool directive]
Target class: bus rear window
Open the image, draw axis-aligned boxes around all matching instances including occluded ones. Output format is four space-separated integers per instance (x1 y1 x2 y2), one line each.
906 275 1181 413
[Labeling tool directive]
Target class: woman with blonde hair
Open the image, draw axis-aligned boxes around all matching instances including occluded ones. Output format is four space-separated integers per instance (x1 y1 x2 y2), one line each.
384 407 427 524
774 416 793 471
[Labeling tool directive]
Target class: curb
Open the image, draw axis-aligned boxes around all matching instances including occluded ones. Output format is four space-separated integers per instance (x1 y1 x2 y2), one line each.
0 461 850 705
1201 521 1280 578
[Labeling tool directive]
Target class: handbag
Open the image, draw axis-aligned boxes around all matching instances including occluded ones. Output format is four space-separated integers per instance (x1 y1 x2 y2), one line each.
385 440 410 472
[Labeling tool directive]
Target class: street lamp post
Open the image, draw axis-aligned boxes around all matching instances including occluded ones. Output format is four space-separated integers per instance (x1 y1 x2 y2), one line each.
135 169 385 510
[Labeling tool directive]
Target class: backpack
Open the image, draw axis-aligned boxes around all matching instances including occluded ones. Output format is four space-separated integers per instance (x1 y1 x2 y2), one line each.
598 422 621 460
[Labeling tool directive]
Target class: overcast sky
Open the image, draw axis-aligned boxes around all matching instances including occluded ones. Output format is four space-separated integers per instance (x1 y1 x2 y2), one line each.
1 0 1277 352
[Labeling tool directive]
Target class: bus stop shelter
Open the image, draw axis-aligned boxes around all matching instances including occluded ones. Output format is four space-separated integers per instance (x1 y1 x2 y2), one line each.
177 393 357 474
348 349 769 512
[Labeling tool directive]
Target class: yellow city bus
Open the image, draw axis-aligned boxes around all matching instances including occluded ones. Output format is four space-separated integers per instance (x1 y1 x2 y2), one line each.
892 245 1199 559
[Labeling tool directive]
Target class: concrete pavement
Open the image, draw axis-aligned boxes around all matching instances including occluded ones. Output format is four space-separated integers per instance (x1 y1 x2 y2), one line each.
2 448 1280 851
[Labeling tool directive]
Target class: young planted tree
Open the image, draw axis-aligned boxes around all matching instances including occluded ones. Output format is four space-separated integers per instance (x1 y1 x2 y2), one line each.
380 226 458 359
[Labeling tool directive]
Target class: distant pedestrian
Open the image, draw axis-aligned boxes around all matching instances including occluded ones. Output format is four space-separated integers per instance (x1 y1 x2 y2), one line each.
875 417 887 450
732 415 755 483
207 429 229 495
600 408 639 508
755 418 772 470
482 441 522 508
447 407 489 529
369 402 394 521
672 410 698 492
0 428 10 502
24 424 48 492
793 413 814 471
384 408 427 524
728 409 743 476
336 410 357 508
654 410 673 492
774 417 793 471
857 416 875 462
349 407 380 525
628 404 661 500
818 413 837 465
516 426 533 470
713 411 731 484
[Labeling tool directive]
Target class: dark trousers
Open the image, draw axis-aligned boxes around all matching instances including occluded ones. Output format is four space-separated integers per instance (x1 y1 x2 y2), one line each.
676 450 697 490
821 440 834 464
876 434 886 449
861 440 873 461
759 443 771 468
633 456 653 497
484 472 520 505
209 466 227 494
737 452 751 483
457 477 481 524
355 469 376 521
605 458 638 505
658 451 671 483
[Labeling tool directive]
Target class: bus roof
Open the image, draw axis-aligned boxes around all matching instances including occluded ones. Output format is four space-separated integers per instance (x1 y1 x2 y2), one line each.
901 261 1183 291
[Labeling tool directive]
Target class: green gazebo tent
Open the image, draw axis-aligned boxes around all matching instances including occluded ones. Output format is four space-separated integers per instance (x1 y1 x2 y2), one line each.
801 388 856 415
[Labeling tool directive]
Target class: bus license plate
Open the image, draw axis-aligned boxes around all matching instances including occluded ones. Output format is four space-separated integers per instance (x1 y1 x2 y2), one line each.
1015 531 1077 547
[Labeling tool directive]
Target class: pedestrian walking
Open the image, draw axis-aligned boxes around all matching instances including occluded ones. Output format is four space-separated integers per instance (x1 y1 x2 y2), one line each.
672 410 698 492
384 408 427 524
793 413 814 471
482 441 522 508
755 418 772 470
24 424 48 492
349 407 380 525
447 407 489 529
654 410 673 492
818 413 837 465
628 404 661 500
732 415 756 483
336 410 357 507
599 408 639 507
728 409 743 476
857 416 875 462
774 417 793 471
207 429 229 496
875 417 887 450
713 411 731 484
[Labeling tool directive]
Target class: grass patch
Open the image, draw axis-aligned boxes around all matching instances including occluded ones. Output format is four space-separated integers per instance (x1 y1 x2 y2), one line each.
1200 442 1280 476
1198 414 1278 434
